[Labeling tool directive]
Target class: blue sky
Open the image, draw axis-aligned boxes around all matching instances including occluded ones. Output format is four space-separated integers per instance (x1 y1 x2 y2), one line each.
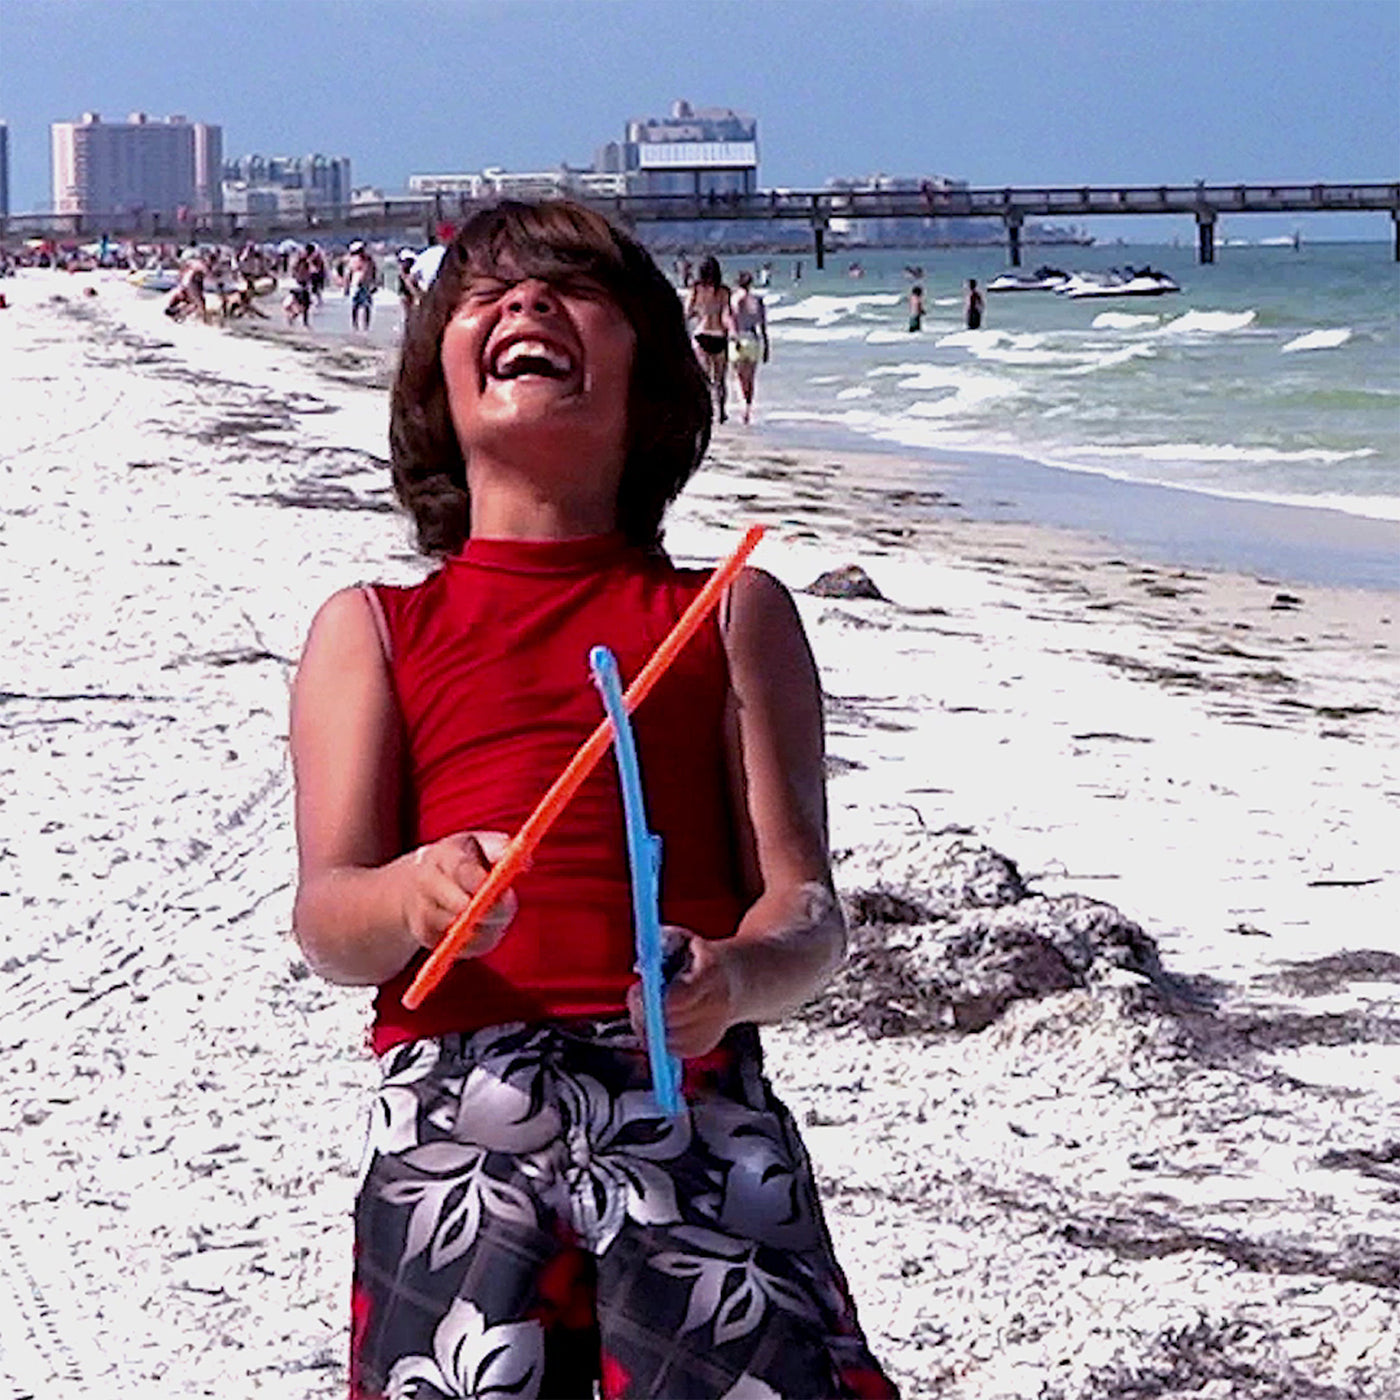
2 0 1396 240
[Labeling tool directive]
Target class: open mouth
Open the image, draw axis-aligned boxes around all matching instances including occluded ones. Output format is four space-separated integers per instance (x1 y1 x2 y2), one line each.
487 337 576 382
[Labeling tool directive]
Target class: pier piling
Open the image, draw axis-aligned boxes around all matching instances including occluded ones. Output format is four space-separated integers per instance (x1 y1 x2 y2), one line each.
1005 212 1023 267
1196 210 1216 264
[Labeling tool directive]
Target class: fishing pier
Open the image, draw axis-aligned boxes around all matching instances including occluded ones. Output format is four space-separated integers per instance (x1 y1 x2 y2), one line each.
6 180 1397 265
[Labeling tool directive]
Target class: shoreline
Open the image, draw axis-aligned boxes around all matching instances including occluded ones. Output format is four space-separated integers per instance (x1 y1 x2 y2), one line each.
754 416 1400 585
224 282 1400 593
89 258 1396 593
1 272 1396 1397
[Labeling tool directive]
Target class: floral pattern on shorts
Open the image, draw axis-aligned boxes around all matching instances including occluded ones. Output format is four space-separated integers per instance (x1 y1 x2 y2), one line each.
351 1018 898 1399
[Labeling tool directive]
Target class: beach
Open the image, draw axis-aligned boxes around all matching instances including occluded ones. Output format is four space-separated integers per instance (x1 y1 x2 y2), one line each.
1 268 1397 1398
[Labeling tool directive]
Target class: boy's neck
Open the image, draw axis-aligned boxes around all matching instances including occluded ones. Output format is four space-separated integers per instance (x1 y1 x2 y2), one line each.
468 478 618 543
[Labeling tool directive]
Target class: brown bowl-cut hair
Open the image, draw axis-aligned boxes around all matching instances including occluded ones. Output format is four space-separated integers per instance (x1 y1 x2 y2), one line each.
390 199 712 555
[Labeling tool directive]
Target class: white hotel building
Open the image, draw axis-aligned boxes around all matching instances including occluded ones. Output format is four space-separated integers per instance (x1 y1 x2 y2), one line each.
51 112 222 218
598 101 758 198
408 101 758 208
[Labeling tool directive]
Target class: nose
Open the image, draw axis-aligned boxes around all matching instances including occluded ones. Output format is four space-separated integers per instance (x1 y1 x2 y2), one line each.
504 279 560 317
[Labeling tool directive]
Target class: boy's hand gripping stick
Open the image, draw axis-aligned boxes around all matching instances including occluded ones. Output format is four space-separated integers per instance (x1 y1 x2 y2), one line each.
401 524 766 1012
589 645 683 1117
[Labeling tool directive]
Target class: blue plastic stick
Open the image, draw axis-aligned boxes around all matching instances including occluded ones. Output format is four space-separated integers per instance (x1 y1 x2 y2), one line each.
589 645 684 1117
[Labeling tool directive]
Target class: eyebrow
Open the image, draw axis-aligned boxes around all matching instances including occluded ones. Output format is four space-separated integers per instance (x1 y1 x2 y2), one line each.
462 268 612 297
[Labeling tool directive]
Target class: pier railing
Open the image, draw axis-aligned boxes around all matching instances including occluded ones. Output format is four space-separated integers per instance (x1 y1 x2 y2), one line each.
4 180 1397 265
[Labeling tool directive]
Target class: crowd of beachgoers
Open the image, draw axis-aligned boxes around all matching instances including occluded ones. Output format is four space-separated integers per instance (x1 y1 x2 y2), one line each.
0 234 432 332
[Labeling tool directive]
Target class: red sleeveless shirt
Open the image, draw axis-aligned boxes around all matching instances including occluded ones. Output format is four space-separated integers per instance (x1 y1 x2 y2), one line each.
368 533 747 1052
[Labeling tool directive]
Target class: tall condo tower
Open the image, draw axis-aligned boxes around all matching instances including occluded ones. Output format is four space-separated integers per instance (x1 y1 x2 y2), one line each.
51 111 223 217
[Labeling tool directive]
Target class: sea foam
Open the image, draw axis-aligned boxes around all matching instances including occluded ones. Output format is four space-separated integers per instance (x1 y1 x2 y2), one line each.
773 325 871 343
768 292 901 326
1156 309 1258 335
1280 328 1352 354
1091 312 1161 331
1076 442 1378 466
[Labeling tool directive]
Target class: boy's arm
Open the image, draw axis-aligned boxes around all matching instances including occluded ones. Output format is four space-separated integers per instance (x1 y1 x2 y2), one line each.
290 589 512 985
652 569 843 1057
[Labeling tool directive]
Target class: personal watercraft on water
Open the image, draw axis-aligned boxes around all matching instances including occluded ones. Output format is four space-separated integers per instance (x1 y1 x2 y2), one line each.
1057 267 1180 299
986 266 1070 293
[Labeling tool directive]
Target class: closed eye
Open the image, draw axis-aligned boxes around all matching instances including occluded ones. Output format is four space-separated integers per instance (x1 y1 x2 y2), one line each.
555 275 611 301
461 278 512 305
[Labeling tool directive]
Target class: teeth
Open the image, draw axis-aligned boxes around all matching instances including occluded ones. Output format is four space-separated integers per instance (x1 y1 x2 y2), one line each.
492 340 573 377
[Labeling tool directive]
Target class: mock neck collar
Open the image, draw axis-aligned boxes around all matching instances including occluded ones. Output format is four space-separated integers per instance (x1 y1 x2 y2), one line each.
451 531 631 575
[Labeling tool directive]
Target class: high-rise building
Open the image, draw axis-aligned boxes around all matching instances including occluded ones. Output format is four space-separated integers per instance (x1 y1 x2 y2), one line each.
0 121 9 219
50 112 222 217
192 123 223 214
221 154 352 214
595 100 759 199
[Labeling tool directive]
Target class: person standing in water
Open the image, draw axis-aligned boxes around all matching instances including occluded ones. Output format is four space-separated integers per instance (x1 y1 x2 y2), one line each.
290 199 898 1399
908 284 925 333
685 254 733 424
964 277 985 330
344 240 380 331
730 269 770 425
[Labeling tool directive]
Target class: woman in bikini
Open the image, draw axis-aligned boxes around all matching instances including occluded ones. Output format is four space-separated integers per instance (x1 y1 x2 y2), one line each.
685 254 733 424
290 200 898 1399
729 269 770 425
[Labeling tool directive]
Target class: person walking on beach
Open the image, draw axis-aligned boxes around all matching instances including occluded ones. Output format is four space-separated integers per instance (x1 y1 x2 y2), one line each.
730 268 769 425
286 244 315 328
686 254 733 424
395 249 418 315
307 242 328 304
964 277 984 330
344 240 380 331
908 283 925 333
290 199 897 1400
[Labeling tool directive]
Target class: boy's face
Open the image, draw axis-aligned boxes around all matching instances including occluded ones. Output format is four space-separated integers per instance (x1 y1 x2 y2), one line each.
441 256 635 476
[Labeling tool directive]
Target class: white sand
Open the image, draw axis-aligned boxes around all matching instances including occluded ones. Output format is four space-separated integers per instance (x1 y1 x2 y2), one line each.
0 269 1396 1398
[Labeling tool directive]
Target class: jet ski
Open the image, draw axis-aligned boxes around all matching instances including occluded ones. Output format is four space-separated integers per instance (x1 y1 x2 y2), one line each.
1058 266 1180 299
986 265 1069 292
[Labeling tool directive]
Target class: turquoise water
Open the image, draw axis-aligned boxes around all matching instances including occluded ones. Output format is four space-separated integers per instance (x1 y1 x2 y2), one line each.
323 240 1400 586
741 242 1400 524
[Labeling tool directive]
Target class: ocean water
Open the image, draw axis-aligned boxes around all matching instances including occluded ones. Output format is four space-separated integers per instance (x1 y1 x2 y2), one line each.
296 239 1400 587
744 242 1399 526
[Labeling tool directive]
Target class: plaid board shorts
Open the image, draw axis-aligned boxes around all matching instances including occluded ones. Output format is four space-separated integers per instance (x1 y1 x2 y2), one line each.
351 1018 899 1399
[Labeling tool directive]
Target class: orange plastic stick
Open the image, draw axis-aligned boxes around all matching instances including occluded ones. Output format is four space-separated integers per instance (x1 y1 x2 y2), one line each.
402 523 766 1010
